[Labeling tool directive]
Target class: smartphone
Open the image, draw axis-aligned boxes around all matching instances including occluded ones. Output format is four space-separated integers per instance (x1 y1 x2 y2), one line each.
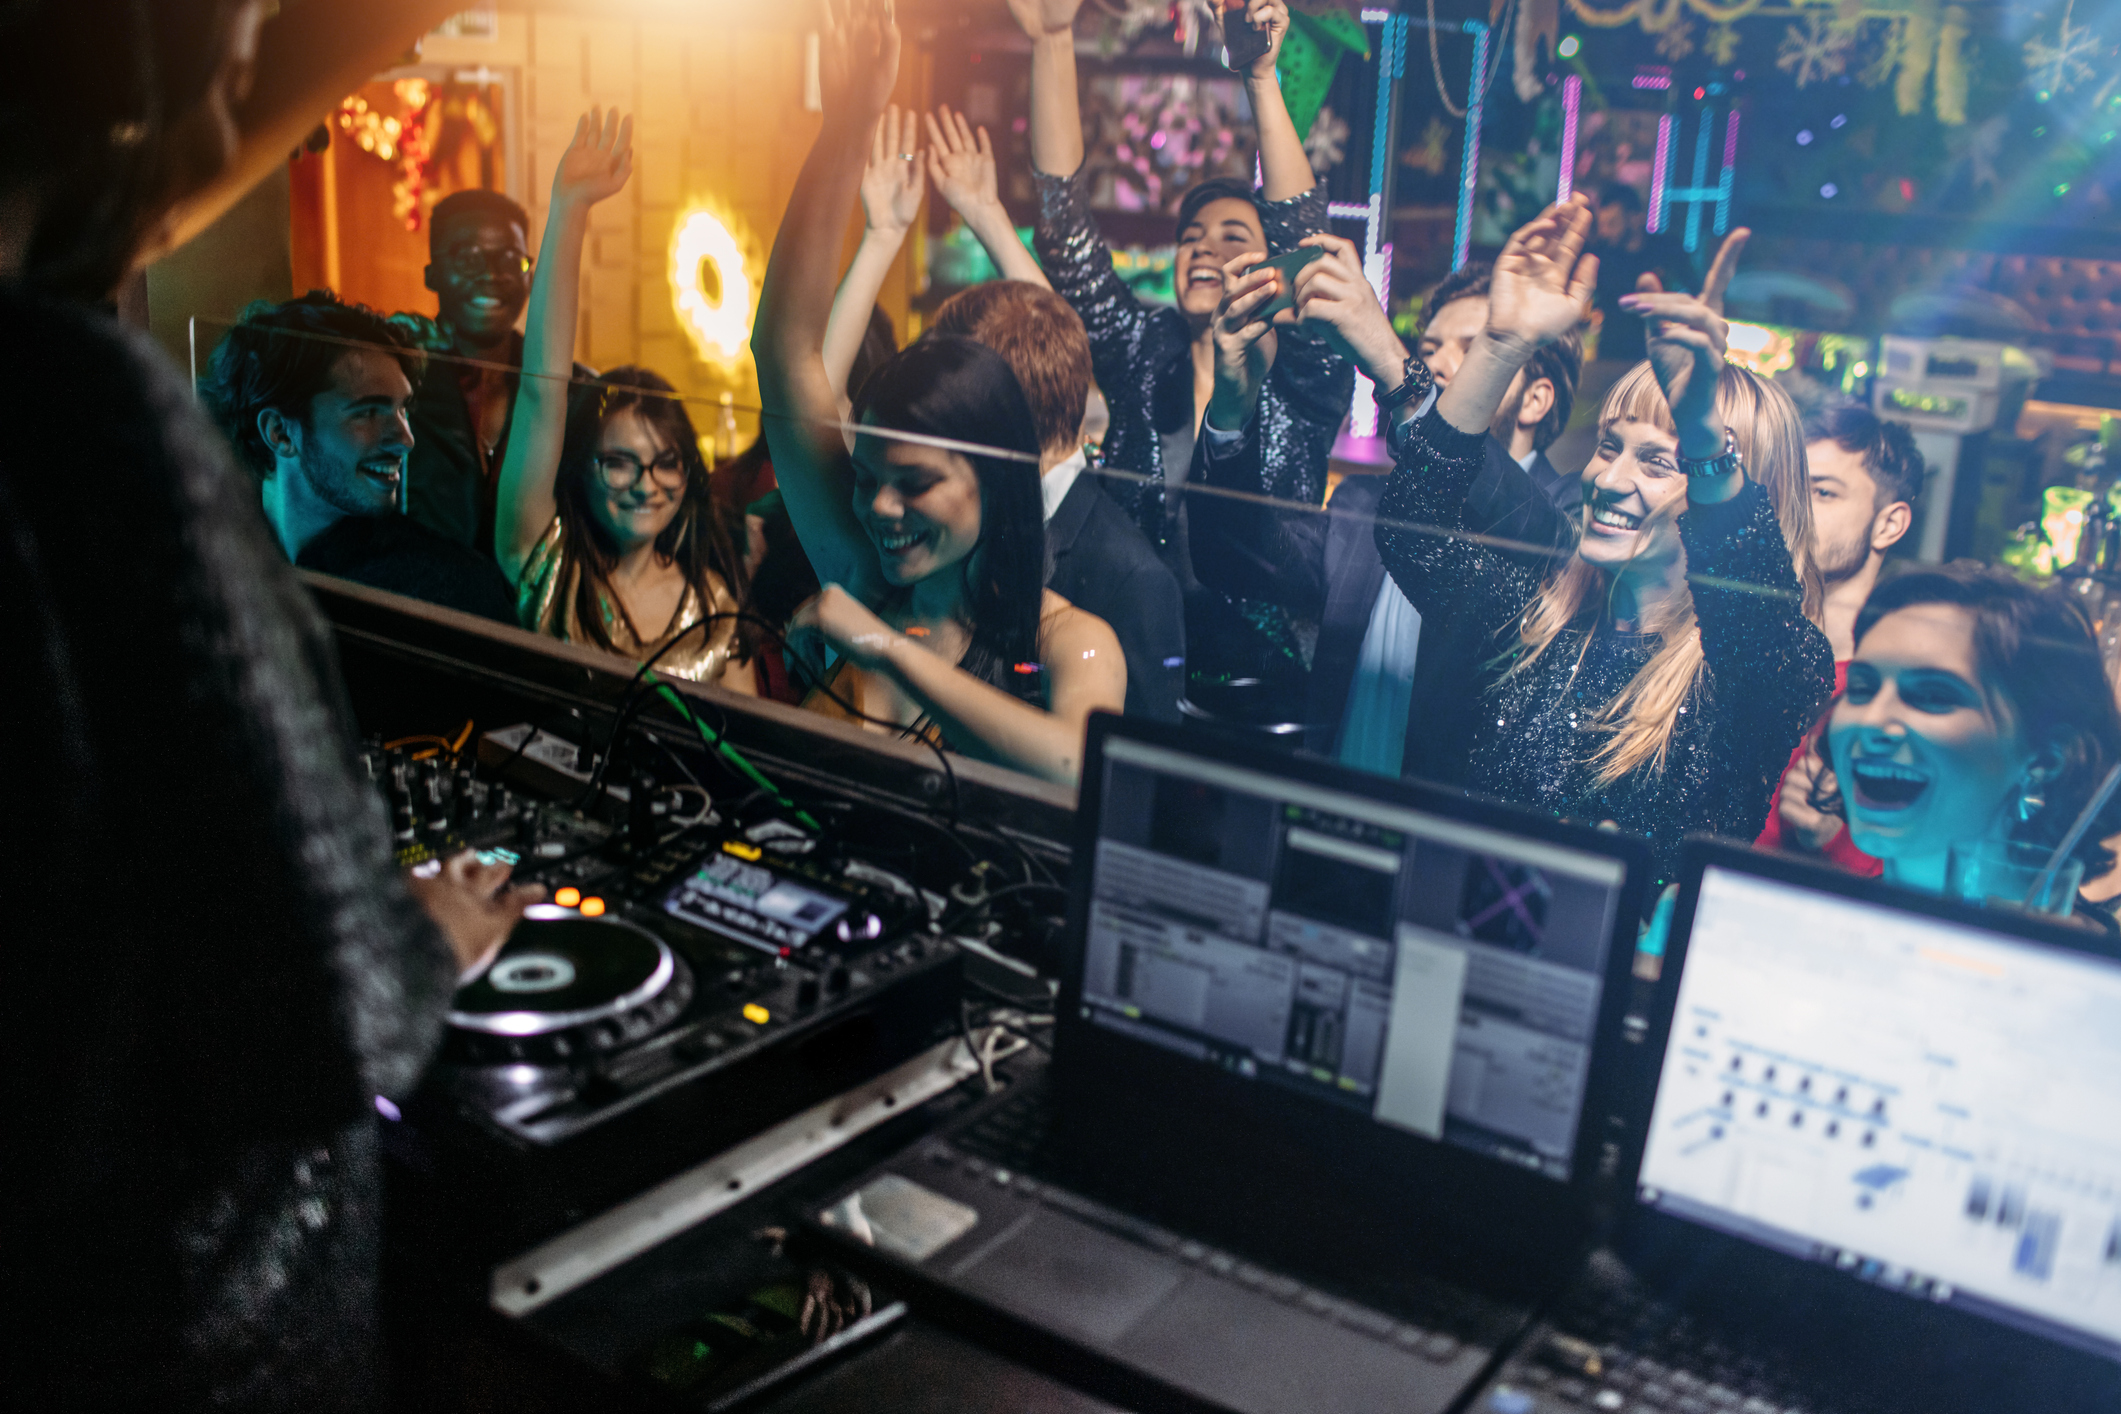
1254 245 1326 318
1220 1 1273 72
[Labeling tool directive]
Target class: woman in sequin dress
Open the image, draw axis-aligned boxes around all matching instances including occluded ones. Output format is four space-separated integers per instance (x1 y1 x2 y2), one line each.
1242 200 1834 889
752 0 1125 786
495 109 756 688
1011 0 1352 703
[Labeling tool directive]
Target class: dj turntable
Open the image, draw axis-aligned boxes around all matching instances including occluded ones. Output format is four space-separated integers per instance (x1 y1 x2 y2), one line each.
366 733 969 1261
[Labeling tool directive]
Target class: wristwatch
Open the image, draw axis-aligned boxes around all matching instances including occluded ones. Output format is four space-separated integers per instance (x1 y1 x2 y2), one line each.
1373 354 1429 415
1678 426 1743 480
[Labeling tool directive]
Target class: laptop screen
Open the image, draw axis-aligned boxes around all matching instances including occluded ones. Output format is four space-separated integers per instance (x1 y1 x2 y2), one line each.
1077 736 1629 1183
1638 864 2121 1361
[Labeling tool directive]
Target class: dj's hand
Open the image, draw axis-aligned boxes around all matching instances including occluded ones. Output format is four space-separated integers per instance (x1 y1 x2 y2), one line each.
407 850 544 979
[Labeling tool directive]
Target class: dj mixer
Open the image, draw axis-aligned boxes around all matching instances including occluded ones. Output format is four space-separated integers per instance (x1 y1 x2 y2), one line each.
365 727 984 1260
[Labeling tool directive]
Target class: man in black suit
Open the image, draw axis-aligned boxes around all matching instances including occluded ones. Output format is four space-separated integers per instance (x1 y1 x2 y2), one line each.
931 281 1187 723
1190 260 1581 777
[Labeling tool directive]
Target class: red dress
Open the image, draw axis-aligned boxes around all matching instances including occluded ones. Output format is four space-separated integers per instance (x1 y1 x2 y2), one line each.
1753 661 1884 877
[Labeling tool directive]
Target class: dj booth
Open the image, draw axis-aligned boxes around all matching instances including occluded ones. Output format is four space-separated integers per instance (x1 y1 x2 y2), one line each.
317 577 2121 1414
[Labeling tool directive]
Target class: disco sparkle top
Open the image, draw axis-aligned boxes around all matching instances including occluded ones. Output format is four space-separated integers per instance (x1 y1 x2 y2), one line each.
1032 167 1352 688
4 284 457 1409
518 514 744 684
1376 399 1836 891
1031 167 1350 545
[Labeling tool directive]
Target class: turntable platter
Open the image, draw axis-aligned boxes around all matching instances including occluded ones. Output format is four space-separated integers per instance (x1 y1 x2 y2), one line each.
447 916 693 1062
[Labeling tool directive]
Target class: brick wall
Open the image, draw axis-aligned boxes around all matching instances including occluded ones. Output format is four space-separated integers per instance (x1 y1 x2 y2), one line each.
421 11 928 445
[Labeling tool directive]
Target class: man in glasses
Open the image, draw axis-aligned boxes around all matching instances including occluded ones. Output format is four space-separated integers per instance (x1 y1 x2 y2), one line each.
400 189 588 555
201 292 519 623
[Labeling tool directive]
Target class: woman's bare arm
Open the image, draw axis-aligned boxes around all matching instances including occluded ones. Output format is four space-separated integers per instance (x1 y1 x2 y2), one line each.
753 0 903 594
493 109 633 582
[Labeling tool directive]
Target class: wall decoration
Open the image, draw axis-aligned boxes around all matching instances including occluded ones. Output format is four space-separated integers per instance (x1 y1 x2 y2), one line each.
2024 0 2102 99
1081 72 1256 214
670 207 756 367
1776 14 1857 88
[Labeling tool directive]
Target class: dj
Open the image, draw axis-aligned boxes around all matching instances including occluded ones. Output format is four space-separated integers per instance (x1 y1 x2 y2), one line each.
1 2 537 1409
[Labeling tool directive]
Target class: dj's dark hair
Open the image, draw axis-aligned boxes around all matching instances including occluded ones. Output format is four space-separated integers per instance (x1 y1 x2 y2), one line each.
1813 562 2121 873
198 290 422 479
554 366 751 656
1424 263 1582 452
0 0 248 298
853 337 1046 705
428 188 532 251
1802 400 1927 512
1174 176 1261 244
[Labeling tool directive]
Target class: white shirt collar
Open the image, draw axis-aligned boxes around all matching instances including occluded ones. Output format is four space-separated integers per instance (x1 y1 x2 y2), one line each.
1515 447 1538 471
1041 447 1089 524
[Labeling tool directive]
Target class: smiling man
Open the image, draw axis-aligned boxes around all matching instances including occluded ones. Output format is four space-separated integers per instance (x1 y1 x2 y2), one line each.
200 292 518 622
398 189 574 555
1757 400 1924 867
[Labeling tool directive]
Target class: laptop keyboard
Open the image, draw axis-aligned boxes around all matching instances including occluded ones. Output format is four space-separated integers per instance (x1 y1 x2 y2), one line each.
928 1083 1500 1359
1474 1266 1858 1414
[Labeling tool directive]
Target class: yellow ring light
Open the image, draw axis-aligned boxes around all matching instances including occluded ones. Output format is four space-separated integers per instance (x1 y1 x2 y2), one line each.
670 208 754 364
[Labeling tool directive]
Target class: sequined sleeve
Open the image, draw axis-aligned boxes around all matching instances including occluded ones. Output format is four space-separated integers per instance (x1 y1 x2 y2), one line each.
1375 390 1557 636
1679 483 1838 759
1032 167 1155 415
1254 181 1352 430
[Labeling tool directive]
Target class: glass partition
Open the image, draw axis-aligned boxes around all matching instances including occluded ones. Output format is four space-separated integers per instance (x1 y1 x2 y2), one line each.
184 310 1806 795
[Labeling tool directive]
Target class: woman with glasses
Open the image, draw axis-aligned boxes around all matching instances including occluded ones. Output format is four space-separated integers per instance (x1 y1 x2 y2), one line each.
495 108 755 687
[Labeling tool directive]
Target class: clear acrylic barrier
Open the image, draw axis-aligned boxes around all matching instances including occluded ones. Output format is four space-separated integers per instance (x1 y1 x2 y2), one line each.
182 311 1807 794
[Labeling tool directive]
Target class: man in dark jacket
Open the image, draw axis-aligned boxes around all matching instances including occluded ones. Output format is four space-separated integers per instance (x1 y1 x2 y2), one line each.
200 293 520 624
931 281 1187 722
1191 261 1582 777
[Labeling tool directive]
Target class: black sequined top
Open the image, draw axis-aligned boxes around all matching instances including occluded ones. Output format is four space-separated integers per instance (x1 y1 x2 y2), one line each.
1 286 456 1411
1376 397 1836 890
1031 167 1350 544
1032 168 1352 685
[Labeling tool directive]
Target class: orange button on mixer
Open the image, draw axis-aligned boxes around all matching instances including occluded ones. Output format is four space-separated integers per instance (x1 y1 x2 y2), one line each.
554 886 582 908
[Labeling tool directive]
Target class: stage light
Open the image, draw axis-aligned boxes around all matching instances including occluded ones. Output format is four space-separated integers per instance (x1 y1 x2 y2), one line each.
671 207 755 365
1820 183 1839 198
1796 130 1813 145
1557 34 1580 58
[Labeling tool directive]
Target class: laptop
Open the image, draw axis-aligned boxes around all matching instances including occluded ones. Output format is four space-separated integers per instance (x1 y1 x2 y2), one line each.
807 713 1652 1414
1467 840 2121 1414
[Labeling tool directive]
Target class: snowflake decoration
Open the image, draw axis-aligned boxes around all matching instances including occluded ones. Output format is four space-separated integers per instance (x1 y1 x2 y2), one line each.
1778 15 1857 89
1656 17 1698 63
2024 1 2103 100
1857 17 1906 89
1304 104 1350 175
1706 23 1742 67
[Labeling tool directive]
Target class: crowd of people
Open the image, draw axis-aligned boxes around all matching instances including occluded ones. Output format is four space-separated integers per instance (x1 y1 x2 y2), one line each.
10 0 2121 1408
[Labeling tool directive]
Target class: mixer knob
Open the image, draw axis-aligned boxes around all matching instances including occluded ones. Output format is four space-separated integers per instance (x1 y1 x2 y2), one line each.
826 964 851 994
796 976 820 1009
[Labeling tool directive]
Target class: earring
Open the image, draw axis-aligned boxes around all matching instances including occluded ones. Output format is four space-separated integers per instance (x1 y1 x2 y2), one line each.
2018 779 2049 823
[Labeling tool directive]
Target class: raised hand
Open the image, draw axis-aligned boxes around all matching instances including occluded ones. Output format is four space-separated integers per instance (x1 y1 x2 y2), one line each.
550 106 634 211
1485 196 1599 356
1235 0 1290 80
1699 226 1750 316
924 105 1000 219
861 105 925 235
819 0 901 127
1003 0 1084 41
1291 233 1407 389
1206 251 1281 431
1621 227 1745 457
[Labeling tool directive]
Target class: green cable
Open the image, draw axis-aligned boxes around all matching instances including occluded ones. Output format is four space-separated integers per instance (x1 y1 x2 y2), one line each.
647 673 822 832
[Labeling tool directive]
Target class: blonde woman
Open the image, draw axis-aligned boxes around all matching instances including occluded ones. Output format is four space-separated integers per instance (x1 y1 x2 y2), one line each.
1243 197 1833 889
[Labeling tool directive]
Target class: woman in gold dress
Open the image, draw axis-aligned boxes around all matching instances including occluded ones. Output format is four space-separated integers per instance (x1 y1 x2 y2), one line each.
495 108 754 688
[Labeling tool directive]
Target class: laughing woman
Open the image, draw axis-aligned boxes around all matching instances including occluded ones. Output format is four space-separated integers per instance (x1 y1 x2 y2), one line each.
495 108 756 688
1818 564 2121 910
751 0 1123 785
1363 198 1835 888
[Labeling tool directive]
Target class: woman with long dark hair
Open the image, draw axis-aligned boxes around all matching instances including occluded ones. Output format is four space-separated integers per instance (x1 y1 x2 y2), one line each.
2 3 537 1408
495 109 755 687
1814 563 2121 909
752 0 1123 785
